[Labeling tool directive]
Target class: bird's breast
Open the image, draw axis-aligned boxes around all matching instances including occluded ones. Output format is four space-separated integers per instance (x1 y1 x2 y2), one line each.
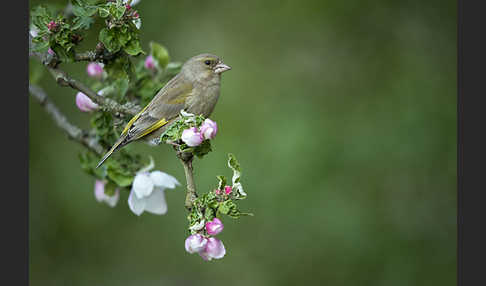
186 84 220 118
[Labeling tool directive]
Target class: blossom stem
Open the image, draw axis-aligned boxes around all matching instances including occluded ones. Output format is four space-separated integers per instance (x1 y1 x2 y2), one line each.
178 152 197 210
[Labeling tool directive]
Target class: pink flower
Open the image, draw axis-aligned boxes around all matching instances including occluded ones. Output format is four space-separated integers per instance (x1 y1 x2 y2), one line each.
205 218 224 236
224 186 232 195
47 48 55 56
185 234 208 254
200 119 218 140
133 11 139 18
94 180 120 207
181 127 203 147
144 55 156 70
214 189 222 195
86 62 104 79
199 237 226 261
75 92 99 112
47 21 58 31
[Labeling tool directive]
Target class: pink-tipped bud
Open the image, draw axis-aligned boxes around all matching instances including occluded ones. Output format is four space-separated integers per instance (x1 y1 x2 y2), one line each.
224 186 232 195
75 92 99 112
133 11 139 18
199 237 226 261
47 21 58 31
144 55 156 70
185 234 208 254
181 127 204 147
125 4 131 10
94 180 119 207
47 48 55 56
214 189 222 195
86 62 104 79
205 218 224 236
200 118 218 140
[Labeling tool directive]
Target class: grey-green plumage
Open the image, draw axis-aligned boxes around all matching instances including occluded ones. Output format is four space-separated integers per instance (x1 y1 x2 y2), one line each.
96 53 231 168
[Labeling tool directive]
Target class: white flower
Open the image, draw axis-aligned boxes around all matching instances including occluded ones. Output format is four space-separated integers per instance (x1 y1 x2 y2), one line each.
94 180 119 207
29 24 39 37
200 118 218 140
128 170 180 216
199 237 226 261
123 0 141 6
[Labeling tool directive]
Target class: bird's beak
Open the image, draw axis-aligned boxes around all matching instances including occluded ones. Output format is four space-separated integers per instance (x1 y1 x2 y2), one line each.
214 62 231 74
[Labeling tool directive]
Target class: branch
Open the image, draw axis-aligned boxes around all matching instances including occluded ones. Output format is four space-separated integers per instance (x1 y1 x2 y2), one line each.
29 35 141 117
177 152 198 210
29 84 104 155
47 67 140 116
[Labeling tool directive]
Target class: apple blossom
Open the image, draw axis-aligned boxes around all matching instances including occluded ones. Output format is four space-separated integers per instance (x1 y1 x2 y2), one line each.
185 234 208 254
144 55 156 70
86 62 104 78
128 170 180 216
75 92 99 112
94 180 119 207
200 118 218 140
205 218 224 236
199 237 226 261
181 127 203 147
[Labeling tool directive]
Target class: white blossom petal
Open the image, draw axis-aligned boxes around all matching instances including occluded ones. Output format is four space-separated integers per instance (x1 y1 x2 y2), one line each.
143 188 168 215
150 171 180 189
132 172 154 198
105 190 120 208
128 189 146 216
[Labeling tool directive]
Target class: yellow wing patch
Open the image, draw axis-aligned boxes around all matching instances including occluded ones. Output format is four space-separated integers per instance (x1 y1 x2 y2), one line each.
135 117 168 140
121 105 149 135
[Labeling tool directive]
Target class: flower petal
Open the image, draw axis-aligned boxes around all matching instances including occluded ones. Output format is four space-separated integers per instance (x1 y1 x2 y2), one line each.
105 189 120 208
143 188 168 215
128 189 146 216
94 180 106 202
132 172 154 198
205 237 226 259
149 171 180 189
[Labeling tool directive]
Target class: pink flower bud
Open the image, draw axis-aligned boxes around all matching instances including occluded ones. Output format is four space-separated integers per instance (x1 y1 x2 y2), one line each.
181 127 204 147
224 186 232 195
47 48 55 56
133 11 139 18
86 62 104 78
125 4 131 10
75 92 99 112
185 234 208 254
144 55 156 70
205 218 224 236
47 21 58 31
199 237 226 261
94 180 119 207
214 189 221 195
200 119 218 140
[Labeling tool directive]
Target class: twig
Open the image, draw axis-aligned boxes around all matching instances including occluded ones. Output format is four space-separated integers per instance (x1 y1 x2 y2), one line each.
29 35 141 117
47 67 140 116
178 152 198 210
29 84 104 155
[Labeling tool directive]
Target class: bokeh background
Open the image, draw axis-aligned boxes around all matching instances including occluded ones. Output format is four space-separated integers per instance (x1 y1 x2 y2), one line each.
29 0 456 285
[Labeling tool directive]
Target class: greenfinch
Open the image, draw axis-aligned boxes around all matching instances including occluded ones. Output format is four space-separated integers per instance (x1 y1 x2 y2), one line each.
96 53 231 168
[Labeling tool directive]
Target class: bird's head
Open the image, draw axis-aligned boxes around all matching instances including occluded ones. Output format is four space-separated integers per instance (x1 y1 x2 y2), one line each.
181 53 231 82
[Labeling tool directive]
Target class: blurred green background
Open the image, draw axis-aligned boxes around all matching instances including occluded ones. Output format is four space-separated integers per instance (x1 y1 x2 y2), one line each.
29 0 456 285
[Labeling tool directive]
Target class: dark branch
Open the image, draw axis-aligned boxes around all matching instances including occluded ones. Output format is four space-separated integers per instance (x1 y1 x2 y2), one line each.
29 84 104 155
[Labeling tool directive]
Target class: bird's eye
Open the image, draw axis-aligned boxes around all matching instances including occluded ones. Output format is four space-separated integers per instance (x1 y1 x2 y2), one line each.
204 60 211 66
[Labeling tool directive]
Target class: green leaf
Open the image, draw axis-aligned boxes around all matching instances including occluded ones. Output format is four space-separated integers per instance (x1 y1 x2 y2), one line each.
228 153 247 199
106 161 134 187
72 16 94 30
216 175 226 191
98 7 110 18
193 140 212 158
99 28 121 53
124 39 144 56
104 181 117 197
150 42 170 69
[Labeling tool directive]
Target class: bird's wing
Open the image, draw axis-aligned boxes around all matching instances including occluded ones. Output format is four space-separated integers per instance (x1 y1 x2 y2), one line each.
121 75 194 141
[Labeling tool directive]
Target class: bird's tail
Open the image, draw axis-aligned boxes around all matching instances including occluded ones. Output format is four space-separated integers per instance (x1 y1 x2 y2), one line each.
96 134 128 168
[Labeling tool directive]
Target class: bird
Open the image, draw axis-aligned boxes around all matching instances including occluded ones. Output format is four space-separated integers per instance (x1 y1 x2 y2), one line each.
96 53 231 168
